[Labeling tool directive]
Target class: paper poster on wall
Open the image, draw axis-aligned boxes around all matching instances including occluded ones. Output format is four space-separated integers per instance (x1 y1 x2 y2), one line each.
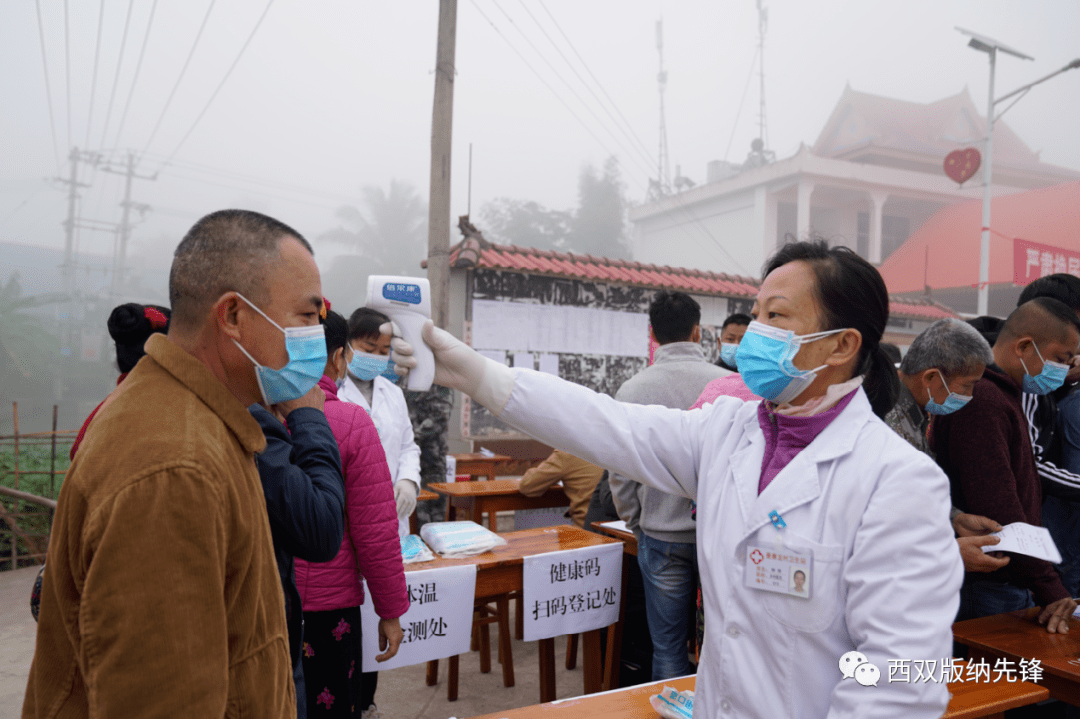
522 542 622 642
513 352 535 369
360 564 477 671
478 349 507 365
472 299 648 358
537 353 560 376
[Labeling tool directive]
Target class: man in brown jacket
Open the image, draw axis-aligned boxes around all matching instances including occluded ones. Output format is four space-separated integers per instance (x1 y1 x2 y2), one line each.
519 449 604 528
24 210 325 718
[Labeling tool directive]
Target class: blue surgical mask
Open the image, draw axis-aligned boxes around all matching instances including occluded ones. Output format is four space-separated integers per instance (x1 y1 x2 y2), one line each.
232 293 327 405
720 342 740 369
736 320 846 405
924 372 973 416
349 351 390 381
1020 344 1069 396
381 360 401 384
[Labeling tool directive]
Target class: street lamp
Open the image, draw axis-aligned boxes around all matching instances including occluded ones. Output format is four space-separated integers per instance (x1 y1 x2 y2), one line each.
957 27 1080 316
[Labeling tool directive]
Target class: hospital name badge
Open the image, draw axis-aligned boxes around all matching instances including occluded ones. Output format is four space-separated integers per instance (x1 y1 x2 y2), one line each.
744 544 812 599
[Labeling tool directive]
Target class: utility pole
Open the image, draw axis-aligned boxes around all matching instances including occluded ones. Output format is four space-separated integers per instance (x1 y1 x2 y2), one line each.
101 152 155 299
53 147 92 401
427 0 457 330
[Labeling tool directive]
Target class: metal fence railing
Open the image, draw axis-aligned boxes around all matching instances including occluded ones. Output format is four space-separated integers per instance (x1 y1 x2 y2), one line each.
0 403 75 571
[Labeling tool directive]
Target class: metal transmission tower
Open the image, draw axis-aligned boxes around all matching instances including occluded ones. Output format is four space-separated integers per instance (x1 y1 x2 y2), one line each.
649 19 671 201
756 0 768 149
744 0 776 169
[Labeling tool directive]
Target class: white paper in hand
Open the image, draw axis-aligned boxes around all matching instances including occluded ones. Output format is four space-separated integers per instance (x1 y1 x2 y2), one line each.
982 522 1062 564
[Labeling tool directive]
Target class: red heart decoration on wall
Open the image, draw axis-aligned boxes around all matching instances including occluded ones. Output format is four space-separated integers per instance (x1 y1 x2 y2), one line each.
944 148 981 185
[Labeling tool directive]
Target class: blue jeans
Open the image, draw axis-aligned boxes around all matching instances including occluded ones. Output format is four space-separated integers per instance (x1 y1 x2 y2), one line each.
1043 495 1080 597
956 576 1034 623
637 532 699 681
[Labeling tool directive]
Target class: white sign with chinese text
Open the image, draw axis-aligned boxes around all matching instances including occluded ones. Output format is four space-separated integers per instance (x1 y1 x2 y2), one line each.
522 542 622 642
359 563 477 671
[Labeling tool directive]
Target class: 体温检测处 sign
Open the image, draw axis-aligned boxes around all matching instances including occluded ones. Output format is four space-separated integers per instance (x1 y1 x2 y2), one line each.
360 564 477 671
1014 238 1080 286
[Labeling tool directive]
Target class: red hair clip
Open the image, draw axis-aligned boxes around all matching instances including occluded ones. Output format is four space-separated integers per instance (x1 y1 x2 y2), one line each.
144 307 168 329
320 297 331 319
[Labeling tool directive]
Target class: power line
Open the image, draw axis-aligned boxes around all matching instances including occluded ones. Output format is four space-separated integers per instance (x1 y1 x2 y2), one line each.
141 152 353 204
63 0 72 149
34 0 61 174
159 0 276 168
111 0 159 151
84 0 106 150
141 0 218 156
523 0 656 172
536 0 655 172
163 171 342 211
97 0 136 151
485 0 656 184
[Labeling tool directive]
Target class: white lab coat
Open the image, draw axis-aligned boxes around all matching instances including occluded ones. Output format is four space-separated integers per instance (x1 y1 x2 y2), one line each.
495 369 963 719
340 375 422 537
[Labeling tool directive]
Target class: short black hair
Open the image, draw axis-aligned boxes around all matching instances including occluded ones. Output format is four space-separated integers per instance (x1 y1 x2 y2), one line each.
649 290 701 344
107 303 171 373
321 309 349 356
347 307 391 342
722 313 752 330
880 342 902 366
169 209 311 328
1000 297 1080 347
1019 273 1080 313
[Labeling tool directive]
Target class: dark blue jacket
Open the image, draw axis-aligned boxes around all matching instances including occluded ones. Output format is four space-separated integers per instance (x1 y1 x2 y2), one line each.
250 404 346 667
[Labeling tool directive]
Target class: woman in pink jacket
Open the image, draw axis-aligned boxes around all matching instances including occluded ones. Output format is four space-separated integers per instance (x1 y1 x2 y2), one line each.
294 308 409 718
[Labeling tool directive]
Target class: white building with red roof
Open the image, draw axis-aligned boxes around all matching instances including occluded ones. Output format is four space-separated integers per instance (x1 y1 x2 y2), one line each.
629 86 1079 283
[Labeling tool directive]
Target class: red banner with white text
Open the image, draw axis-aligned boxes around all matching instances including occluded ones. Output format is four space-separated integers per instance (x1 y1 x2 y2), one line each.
1013 238 1080 286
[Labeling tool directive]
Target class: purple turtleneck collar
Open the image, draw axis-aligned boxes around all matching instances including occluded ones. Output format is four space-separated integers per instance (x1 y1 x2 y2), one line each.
756 388 859 494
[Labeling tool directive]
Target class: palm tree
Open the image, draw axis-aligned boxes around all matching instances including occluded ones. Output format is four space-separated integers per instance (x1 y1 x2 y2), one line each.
0 273 66 387
318 180 428 313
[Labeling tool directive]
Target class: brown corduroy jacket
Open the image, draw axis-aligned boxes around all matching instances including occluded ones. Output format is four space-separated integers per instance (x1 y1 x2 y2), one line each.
519 450 605 528
23 334 294 719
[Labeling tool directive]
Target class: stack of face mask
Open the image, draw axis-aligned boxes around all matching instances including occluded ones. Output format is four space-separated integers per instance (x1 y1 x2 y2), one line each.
401 534 436 564
649 686 694 719
420 521 507 558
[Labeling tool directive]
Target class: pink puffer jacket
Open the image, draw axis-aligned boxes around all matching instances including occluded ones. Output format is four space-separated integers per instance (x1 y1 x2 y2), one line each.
294 376 409 619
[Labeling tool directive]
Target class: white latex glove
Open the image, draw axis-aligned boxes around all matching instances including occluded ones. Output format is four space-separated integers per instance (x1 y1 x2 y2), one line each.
391 320 515 412
394 481 418 520
379 322 411 381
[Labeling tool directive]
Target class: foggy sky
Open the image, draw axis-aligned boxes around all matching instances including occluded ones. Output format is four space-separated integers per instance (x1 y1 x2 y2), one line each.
3 0 1079 287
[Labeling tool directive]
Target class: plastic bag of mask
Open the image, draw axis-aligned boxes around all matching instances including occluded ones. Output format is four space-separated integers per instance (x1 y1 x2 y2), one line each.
649 686 694 719
401 534 436 564
420 520 507 557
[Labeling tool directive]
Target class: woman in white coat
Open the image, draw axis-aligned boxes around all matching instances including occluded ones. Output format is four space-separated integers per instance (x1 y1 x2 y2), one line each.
339 307 421 539
399 240 966 719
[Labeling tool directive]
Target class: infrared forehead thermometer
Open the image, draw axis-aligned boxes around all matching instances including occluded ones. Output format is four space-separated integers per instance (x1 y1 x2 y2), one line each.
365 275 434 391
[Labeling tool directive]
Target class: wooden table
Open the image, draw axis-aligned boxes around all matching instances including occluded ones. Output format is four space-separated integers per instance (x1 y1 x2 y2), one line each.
591 521 637 557
429 479 569 532
452 452 515 482
410 525 621 703
465 662 1049 719
954 607 1080 706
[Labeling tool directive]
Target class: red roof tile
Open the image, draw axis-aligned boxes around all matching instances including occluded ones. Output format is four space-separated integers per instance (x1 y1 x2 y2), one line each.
446 237 961 319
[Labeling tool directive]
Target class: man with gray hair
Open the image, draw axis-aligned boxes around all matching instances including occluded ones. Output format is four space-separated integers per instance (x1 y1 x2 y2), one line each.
886 318 1008 574
25 209 323 718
